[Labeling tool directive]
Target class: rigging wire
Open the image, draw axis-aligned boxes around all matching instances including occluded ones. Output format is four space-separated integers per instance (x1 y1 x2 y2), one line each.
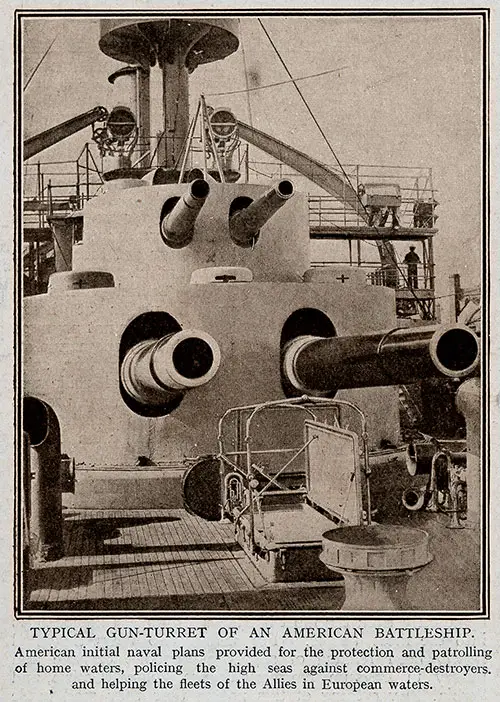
24 35 58 91
239 19 254 128
257 18 428 315
206 64 349 97
257 20 356 203
248 165 274 179
148 129 166 168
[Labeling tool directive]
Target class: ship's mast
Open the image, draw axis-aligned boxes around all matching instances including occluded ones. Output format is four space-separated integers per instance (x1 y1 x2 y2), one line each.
99 18 239 168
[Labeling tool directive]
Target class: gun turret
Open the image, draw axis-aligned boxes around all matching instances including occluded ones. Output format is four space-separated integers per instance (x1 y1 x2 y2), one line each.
160 179 210 249
229 179 294 247
283 323 479 395
121 329 221 407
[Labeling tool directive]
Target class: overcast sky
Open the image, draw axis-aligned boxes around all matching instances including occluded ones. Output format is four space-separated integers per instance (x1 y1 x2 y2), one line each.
23 14 484 293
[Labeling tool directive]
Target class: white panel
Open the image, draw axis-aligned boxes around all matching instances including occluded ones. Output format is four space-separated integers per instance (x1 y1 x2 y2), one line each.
305 420 362 525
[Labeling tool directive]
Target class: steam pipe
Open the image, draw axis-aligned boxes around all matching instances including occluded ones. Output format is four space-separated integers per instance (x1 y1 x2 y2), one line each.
121 329 221 407
160 179 210 248
283 323 479 395
23 398 64 562
229 180 294 247
24 106 108 161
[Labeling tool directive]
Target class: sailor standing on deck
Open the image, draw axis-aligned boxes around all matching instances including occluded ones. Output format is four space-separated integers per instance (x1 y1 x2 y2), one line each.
379 205 400 229
403 246 420 289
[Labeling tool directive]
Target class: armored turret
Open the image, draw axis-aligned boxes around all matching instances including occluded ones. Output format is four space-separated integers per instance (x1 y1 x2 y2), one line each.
22 15 480 513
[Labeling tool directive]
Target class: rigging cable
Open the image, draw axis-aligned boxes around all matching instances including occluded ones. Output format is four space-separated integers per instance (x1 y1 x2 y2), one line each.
148 129 166 169
258 18 428 316
24 35 58 91
257 20 356 203
206 64 349 97
239 19 254 128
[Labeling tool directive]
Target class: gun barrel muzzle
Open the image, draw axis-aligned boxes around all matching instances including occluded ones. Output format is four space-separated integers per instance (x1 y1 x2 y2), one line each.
229 179 294 247
160 179 210 249
283 323 479 395
121 329 221 407
402 486 427 511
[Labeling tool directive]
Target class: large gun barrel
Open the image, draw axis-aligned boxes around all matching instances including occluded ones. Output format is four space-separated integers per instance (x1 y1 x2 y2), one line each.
283 323 479 395
229 179 294 247
160 179 210 249
121 329 221 407
24 106 108 161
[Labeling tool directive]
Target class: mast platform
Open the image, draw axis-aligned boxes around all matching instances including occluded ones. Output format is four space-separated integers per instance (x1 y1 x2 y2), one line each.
310 225 437 240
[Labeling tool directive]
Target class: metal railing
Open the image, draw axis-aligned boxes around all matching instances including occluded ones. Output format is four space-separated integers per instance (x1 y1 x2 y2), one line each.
24 143 103 215
23 144 104 295
311 261 433 292
308 192 438 230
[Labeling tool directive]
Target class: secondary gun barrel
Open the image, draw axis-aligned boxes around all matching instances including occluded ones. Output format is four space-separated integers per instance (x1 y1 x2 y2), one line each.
229 179 294 247
283 323 479 395
160 179 210 248
24 106 108 161
121 329 221 407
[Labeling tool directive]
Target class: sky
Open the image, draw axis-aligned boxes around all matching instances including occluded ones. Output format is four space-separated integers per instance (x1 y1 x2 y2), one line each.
22 13 484 294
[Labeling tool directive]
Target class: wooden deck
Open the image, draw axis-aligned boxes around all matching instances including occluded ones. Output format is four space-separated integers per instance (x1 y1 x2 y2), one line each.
24 456 483 613
25 508 345 611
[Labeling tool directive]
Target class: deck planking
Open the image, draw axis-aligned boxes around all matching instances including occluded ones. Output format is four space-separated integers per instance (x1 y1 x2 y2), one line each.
25 501 481 612
26 507 345 611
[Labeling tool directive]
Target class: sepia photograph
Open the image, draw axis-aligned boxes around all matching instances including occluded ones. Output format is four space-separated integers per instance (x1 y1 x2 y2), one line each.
17 8 488 617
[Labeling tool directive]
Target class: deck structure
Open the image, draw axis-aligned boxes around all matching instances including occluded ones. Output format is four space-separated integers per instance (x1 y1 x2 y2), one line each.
23 497 481 613
24 508 346 611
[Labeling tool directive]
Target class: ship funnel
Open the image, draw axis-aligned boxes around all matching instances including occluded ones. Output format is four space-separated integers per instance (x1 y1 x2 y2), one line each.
229 180 294 248
160 179 210 249
121 329 221 407
283 323 479 395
